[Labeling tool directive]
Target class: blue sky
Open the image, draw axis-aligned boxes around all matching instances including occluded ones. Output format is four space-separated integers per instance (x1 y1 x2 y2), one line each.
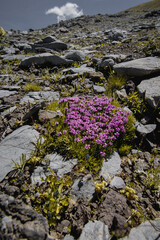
0 0 152 31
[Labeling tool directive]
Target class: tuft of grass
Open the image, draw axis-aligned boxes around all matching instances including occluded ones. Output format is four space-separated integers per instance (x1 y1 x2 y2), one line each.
106 71 127 97
23 83 42 92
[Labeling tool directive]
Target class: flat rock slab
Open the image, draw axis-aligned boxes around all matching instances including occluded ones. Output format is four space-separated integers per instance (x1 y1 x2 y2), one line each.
20 53 73 68
79 221 110 240
93 85 106 93
100 151 122 181
135 122 157 135
120 219 160 240
44 153 77 177
71 174 95 203
0 90 17 99
137 76 160 108
114 57 160 77
3 55 27 62
65 64 96 74
110 176 125 190
33 41 67 51
20 91 60 104
0 125 41 182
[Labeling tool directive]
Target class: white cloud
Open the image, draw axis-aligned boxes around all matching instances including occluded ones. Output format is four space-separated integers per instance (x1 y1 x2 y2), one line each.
45 2 83 23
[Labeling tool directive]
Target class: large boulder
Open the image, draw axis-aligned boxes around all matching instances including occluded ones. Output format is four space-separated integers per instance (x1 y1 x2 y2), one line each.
137 76 160 108
0 125 41 182
20 53 73 68
114 57 160 77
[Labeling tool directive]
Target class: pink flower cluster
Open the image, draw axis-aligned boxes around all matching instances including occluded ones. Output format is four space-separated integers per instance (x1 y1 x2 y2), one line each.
58 96 129 157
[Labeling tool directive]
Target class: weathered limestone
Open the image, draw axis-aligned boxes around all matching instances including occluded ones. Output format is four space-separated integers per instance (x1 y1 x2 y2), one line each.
114 57 160 77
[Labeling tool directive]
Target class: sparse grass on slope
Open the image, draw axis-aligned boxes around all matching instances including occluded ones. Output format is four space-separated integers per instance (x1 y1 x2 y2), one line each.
128 0 160 12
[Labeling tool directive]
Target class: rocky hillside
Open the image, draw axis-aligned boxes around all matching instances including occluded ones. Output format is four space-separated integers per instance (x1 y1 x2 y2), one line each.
0 3 160 240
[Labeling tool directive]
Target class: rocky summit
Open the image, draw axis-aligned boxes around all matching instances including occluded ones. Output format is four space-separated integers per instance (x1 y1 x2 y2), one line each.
0 1 160 240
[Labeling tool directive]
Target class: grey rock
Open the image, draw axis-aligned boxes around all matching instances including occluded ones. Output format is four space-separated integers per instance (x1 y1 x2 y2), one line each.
20 53 72 68
3 54 27 62
22 216 48 240
65 50 85 62
42 35 57 43
79 220 110 240
1 85 21 91
33 41 67 51
71 174 95 202
123 107 133 114
1 106 17 117
0 90 17 99
38 109 61 122
135 122 156 135
114 57 160 77
45 153 77 177
0 125 41 182
93 85 106 93
103 54 128 63
100 58 115 68
14 43 32 52
0 47 19 55
31 166 46 185
120 219 160 240
100 152 122 181
20 91 60 104
131 149 142 155
137 76 160 108
1 216 13 233
116 89 127 99
0 194 49 240
105 28 127 41
110 176 125 190
64 234 74 240
64 64 95 74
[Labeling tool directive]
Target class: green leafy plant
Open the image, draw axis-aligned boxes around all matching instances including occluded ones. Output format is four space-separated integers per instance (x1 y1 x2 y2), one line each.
27 171 72 227
141 38 160 56
143 168 160 195
122 92 147 118
118 144 132 156
120 186 138 201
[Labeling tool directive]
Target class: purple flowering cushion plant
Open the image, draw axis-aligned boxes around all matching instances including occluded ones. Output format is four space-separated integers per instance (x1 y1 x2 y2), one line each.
49 96 134 172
